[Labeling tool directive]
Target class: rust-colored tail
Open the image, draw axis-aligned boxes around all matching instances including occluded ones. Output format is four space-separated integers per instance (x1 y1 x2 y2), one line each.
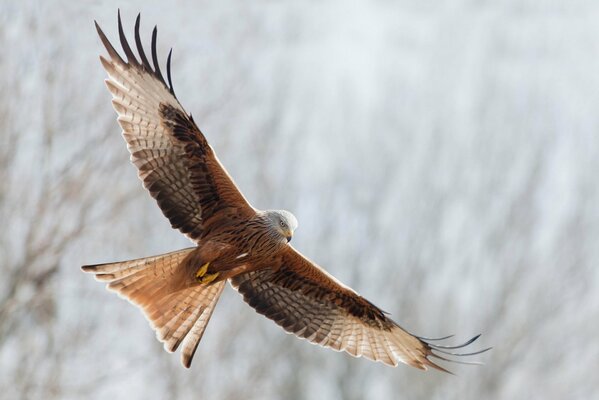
82 248 225 367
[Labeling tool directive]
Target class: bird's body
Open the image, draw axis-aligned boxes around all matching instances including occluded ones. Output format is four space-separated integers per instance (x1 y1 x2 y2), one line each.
83 12 489 372
180 210 296 284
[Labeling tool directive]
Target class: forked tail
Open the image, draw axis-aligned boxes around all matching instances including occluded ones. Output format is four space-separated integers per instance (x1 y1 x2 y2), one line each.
82 248 225 367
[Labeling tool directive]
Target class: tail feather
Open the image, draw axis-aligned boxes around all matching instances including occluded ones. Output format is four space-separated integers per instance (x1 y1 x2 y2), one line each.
167 282 225 360
157 290 202 345
83 249 189 279
82 248 225 367
180 281 225 368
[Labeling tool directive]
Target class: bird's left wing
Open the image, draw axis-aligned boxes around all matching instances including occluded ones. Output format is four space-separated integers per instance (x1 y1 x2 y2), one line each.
230 246 489 371
95 13 255 241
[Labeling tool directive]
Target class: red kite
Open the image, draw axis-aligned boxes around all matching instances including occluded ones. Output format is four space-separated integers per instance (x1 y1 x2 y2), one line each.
83 13 489 372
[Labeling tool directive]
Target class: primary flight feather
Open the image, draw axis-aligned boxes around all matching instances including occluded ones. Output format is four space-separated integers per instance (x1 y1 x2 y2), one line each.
83 12 489 371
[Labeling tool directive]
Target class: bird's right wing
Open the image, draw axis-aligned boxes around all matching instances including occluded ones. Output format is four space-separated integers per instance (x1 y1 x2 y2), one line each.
231 246 489 371
96 13 255 241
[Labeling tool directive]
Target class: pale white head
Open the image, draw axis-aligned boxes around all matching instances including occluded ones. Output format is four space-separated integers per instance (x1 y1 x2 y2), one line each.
265 210 299 242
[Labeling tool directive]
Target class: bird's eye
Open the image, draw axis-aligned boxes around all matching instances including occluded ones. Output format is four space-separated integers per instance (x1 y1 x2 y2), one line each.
280 221 285 227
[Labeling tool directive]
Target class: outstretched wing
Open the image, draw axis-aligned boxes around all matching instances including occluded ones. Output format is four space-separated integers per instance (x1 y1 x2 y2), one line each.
231 246 489 371
96 13 254 241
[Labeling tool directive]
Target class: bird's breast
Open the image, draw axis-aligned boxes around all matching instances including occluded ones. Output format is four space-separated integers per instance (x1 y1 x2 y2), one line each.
207 218 285 263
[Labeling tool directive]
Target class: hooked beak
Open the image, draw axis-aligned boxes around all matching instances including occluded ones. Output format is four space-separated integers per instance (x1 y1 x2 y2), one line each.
286 235 292 243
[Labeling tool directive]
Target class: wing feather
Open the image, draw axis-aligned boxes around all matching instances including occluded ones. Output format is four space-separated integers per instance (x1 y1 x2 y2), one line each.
231 246 488 371
96 14 254 241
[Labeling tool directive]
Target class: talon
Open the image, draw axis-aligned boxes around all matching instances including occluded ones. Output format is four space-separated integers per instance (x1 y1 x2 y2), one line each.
196 262 210 279
200 272 219 284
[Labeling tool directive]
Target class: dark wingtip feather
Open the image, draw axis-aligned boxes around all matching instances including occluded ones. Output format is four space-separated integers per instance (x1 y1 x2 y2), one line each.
429 352 485 366
151 26 166 85
134 13 152 71
427 333 481 350
417 334 455 341
419 333 491 373
424 358 455 374
432 346 493 357
95 19 125 64
166 48 176 96
117 10 140 67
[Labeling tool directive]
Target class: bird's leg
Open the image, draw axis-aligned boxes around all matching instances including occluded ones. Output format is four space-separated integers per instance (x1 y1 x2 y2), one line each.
195 262 220 284
195 262 209 278
190 241 232 284
192 242 250 284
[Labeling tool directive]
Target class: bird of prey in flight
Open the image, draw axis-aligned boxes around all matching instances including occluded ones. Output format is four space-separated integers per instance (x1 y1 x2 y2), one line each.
83 12 489 372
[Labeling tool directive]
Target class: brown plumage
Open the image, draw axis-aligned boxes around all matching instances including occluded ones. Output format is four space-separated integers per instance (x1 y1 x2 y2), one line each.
83 12 490 371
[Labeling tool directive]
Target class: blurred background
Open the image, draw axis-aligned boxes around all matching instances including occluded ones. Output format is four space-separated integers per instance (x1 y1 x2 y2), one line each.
1 1 598 399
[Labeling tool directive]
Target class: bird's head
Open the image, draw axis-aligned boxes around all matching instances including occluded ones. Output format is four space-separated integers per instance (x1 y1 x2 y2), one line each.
266 210 298 243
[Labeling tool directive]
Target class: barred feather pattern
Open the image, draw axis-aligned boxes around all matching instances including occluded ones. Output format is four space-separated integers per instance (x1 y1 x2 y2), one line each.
95 14 254 241
231 246 447 371
82 248 225 368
